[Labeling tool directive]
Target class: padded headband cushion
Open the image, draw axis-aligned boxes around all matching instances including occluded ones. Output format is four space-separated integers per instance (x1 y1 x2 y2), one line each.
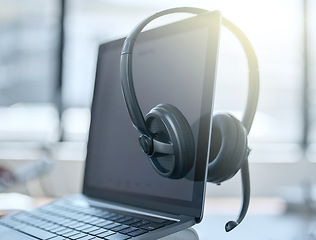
207 114 248 183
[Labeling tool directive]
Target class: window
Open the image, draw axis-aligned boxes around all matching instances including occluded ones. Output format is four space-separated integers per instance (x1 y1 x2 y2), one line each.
0 0 60 147
0 0 315 197
215 0 305 163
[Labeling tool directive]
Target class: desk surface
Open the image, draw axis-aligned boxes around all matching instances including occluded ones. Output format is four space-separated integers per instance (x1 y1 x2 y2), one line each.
164 197 315 240
1 194 315 240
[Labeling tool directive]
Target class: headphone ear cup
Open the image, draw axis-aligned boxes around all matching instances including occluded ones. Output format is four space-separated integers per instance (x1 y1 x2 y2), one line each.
145 103 195 179
207 114 248 183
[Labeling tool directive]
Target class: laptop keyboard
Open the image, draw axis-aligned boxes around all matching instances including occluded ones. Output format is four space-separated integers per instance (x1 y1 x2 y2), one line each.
0 198 176 240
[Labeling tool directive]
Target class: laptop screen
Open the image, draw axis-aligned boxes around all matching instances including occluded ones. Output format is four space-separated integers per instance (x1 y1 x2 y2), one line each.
83 11 221 219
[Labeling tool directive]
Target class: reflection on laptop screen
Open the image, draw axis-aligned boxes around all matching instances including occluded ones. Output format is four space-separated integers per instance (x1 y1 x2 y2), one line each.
83 13 220 219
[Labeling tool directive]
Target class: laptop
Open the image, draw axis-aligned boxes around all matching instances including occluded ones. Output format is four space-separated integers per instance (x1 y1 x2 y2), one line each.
0 11 221 240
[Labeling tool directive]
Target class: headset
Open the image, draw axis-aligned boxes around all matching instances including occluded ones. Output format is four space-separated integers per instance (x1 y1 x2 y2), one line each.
120 7 259 232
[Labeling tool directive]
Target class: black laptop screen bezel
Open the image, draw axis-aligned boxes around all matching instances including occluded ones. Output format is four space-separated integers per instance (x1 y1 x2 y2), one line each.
83 11 221 220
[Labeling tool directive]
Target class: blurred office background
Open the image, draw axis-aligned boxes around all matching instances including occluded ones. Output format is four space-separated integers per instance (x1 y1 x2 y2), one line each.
0 0 316 226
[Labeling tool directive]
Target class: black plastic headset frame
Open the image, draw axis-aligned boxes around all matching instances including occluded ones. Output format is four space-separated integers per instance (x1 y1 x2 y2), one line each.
120 7 259 232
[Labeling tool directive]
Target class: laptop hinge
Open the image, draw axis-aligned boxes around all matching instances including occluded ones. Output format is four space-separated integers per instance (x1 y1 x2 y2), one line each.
84 195 189 223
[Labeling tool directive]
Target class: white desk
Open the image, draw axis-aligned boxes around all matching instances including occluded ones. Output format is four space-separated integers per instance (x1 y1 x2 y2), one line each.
162 198 316 240
1 194 315 240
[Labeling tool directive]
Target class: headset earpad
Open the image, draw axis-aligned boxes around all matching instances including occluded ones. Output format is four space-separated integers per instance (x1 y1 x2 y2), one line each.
207 114 248 183
145 103 195 179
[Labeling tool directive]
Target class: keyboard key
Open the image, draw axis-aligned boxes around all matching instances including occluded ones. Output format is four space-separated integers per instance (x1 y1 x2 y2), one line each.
89 217 105 225
80 215 98 223
69 232 88 239
115 216 133 223
95 219 112 227
103 222 121 229
105 233 131 240
97 230 115 238
74 224 92 231
70 222 86 229
0 218 24 229
122 218 141 225
130 220 150 228
107 214 124 221
63 220 80 228
55 228 73 235
50 236 68 240
61 230 81 237
81 225 99 233
19 225 57 239
128 229 148 237
11 214 29 221
76 235 95 240
100 212 117 219
111 224 129 232
118 227 138 234
43 223 61 231
50 225 67 231
98 220 114 228
89 228 107 235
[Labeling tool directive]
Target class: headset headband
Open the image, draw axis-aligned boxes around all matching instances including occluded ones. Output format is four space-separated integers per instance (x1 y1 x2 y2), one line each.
120 7 259 138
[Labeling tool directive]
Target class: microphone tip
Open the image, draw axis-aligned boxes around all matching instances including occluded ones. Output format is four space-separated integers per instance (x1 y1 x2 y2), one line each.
225 221 238 232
